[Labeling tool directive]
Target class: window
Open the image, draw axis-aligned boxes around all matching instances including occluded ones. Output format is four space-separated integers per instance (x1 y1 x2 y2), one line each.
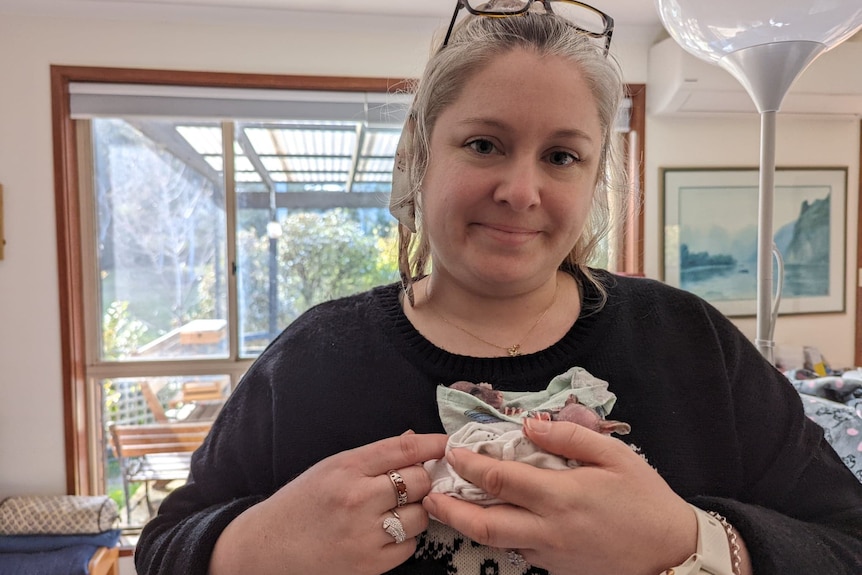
52 66 644 535
56 68 410 532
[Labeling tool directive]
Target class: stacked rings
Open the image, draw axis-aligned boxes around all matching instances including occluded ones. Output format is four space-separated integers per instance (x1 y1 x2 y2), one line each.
387 469 408 507
383 510 407 544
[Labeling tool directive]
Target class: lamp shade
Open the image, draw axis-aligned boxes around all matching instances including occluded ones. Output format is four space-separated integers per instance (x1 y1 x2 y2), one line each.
655 1 862 64
656 0 862 113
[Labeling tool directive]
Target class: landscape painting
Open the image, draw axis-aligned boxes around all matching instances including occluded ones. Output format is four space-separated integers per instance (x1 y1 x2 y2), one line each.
662 168 846 316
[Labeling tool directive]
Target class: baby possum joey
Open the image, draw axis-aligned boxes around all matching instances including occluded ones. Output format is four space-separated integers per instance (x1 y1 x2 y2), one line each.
448 380 631 436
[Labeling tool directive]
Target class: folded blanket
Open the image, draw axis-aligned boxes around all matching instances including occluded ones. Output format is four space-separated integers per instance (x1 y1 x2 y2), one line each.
0 544 100 575
426 421 578 505
0 529 120 553
425 367 627 505
0 496 118 535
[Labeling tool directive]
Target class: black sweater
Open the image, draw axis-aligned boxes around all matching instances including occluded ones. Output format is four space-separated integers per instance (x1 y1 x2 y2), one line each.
136 271 862 574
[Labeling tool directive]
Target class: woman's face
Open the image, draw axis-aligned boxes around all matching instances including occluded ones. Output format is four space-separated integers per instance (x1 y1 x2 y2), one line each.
421 47 603 295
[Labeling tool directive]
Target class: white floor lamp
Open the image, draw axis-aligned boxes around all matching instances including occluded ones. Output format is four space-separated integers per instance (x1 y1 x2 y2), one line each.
654 0 862 363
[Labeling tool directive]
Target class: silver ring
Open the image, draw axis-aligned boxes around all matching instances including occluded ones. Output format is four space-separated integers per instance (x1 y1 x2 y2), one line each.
383 510 407 544
507 549 527 568
386 469 408 507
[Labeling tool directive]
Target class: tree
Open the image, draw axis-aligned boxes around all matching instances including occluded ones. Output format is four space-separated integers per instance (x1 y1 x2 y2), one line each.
93 119 224 340
101 301 149 423
236 209 398 339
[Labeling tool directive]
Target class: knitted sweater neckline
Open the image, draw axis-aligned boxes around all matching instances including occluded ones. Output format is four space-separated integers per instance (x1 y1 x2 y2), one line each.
375 270 607 386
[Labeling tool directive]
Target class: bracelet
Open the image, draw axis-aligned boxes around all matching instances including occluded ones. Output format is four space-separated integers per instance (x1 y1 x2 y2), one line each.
706 511 742 575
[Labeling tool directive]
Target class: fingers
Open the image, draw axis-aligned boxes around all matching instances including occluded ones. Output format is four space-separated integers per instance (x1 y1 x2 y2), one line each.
442 448 557 510
522 418 629 467
423 493 538 550
357 432 448 476
439 421 636 512
343 432 447 511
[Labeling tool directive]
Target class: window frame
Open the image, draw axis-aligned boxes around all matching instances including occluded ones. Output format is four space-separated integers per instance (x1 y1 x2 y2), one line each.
51 65 645 497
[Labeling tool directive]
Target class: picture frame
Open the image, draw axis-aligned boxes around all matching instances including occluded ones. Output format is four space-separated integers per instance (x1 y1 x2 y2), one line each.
661 167 846 317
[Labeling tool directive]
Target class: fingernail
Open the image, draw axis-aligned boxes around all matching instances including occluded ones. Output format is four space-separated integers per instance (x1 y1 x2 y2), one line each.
422 495 436 514
446 448 460 465
524 418 551 434
401 429 415 436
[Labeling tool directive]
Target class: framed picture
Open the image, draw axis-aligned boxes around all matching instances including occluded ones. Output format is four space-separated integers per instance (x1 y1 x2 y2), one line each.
661 167 846 317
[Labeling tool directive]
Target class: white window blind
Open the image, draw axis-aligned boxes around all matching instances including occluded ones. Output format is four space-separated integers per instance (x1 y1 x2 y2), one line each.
69 83 412 125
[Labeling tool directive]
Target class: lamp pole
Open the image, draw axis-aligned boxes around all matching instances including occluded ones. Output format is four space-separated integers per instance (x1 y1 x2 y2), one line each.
719 41 825 362
655 0 862 363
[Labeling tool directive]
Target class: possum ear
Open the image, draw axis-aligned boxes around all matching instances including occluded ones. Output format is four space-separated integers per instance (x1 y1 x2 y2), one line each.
601 421 632 436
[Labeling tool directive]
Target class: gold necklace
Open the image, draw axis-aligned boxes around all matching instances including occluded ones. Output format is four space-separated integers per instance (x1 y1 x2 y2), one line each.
424 280 558 357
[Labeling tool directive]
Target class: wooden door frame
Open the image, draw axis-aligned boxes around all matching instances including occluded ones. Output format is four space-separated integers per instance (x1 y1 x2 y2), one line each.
856 119 862 366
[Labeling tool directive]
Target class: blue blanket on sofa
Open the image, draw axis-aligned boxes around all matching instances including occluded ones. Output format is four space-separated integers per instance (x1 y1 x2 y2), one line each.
786 369 862 482
0 530 120 575
0 544 100 575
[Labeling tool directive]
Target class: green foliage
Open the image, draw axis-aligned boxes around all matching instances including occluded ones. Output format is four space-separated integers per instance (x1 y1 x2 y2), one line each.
280 210 395 314
102 301 149 360
375 230 400 282
101 302 149 421
237 209 399 336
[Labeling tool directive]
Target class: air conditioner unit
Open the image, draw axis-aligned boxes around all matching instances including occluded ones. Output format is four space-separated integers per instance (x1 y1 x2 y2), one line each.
648 36 862 117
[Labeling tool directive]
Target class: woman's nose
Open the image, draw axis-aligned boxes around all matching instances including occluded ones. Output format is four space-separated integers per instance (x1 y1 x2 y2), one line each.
492 157 542 211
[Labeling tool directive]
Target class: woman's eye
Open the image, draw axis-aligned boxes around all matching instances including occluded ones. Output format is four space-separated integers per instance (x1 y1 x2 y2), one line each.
548 151 578 166
467 139 497 155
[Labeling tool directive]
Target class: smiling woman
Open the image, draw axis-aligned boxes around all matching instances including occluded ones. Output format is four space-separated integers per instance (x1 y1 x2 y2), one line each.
402 48 607 358
130 6 861 575
53 64 643 537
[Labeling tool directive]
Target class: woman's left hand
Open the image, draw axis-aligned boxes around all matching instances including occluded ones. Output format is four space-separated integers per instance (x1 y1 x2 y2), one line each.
423 418 697 575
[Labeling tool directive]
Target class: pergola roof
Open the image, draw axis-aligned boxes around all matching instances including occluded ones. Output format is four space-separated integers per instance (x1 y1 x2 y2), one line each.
132 118 401 198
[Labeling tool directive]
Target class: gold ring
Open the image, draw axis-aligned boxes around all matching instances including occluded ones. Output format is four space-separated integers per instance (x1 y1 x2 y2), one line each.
386 469 408 507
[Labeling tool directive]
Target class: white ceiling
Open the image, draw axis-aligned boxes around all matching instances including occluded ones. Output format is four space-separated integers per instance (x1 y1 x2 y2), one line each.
0 0 664 29
89 0 662 24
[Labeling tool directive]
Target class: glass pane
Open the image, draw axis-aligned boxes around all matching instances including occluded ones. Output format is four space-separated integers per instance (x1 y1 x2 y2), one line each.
92 119 229 361
101 375 229 528
234 121 401 357
235 206 399 356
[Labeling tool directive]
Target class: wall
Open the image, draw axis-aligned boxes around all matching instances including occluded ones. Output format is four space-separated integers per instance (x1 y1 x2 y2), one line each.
0 8 857 572
644 115 860 367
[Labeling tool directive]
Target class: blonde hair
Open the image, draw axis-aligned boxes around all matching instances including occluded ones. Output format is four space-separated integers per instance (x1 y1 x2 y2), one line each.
394 11 629 307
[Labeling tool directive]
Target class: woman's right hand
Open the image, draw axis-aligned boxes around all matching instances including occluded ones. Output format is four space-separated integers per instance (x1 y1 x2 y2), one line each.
208 431 448 575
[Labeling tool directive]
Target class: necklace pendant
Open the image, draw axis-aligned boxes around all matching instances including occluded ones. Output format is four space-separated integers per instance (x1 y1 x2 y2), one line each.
507 345 521 357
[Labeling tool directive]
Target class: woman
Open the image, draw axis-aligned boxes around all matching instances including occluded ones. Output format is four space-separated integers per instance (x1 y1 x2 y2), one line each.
136 3 862 575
